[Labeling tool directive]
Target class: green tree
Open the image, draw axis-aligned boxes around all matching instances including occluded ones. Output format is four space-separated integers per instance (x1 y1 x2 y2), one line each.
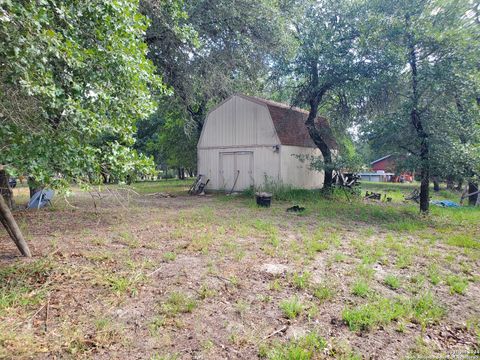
0 0 160 255
362 0 479 211
276 0 384 190
136 102 197 178
141 0 289 136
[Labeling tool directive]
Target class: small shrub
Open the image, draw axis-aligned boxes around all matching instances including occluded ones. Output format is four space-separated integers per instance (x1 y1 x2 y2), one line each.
279 296 303 319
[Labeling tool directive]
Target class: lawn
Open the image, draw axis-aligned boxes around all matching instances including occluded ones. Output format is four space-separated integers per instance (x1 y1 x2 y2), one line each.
0 180 479 359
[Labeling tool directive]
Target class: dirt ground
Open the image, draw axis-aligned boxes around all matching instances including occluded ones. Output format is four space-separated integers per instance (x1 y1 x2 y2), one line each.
0 183 479 359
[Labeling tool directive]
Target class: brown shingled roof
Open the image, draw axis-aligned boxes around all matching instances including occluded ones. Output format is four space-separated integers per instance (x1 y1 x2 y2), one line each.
237 94 337 149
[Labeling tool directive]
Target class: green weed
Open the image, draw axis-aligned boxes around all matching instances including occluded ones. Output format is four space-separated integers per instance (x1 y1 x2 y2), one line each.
313 283 336 303
292 271 311 290
409 293 445 328
427 264 441 285
343 293 444 332
259 332 327 360
384 275 400 290
446 235 479 249
160 292 197 317
279 296 304 319
446 275 468 295
351 280 371 297
342 298 408 331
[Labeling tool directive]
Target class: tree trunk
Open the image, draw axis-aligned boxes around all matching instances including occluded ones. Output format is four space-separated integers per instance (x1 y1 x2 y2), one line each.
446 177 454 190
433 178 440 192
304 73 333 190
177 168 185 180
468 182 478 206
0 194 31 257
419 168 430 212
0 169 13 209
28 177 42 198
407 15 429 213
455 179 463 191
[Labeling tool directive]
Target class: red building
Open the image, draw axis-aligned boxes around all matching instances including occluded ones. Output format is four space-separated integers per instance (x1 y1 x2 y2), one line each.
371 155 396 172
370 155 413 183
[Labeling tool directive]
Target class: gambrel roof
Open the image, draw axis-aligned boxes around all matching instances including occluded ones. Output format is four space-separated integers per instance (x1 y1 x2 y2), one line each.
236 94 337 149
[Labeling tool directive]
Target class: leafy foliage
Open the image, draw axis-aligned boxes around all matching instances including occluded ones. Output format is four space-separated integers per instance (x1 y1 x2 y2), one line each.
0 0 160 187
142 0 290 135
360 0 480 210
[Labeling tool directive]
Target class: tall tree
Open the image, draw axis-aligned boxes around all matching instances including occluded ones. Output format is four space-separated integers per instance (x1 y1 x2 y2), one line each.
141 0 288 137
0 0 159 255
276 0 384 190
363 0 479 212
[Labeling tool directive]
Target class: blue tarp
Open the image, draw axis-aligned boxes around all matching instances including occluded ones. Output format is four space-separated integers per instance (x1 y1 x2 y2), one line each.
27 189 54 209
430 200 460 208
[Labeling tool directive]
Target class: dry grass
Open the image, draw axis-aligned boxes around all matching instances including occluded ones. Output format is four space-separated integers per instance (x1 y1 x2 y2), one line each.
0 180 479 359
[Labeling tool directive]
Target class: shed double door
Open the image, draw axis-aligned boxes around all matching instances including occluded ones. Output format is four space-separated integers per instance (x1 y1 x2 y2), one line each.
219 151 253 191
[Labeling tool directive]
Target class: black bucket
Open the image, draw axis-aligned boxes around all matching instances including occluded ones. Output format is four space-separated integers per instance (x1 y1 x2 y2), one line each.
256 192 272 207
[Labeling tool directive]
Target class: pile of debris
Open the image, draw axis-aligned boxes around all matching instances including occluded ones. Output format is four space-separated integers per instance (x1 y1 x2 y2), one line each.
365 191 392 202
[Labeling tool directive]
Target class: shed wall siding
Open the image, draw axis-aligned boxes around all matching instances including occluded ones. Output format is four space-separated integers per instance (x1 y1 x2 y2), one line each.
198 146 280 190
280 146 324 189
198 96 279 149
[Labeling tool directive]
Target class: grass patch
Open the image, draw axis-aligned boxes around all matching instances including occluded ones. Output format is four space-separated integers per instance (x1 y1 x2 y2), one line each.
427 264 441 285
446 275 468 295
279 296 304 319
445 235 479 249
292 271 311 290
160 292 197 317
259 331 327 360
0 260 52 315
351 280 371 297
384 275 400 290
356 264 375 280
409 293 445 328
342 293 444 332
149 316 166 334
343 298 409 332
313 283 336 303
163 252 177 262
104 273 143 296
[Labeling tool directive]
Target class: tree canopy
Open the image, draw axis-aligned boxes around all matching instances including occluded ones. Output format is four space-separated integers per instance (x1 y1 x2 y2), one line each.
0 0 160 188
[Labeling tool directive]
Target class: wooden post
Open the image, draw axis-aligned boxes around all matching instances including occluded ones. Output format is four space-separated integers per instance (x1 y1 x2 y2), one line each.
0 169 13 209
0 194 31 257
468 182 479 206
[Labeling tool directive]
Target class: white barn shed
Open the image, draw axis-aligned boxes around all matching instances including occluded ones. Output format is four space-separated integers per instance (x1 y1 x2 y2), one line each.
197 94 336 191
